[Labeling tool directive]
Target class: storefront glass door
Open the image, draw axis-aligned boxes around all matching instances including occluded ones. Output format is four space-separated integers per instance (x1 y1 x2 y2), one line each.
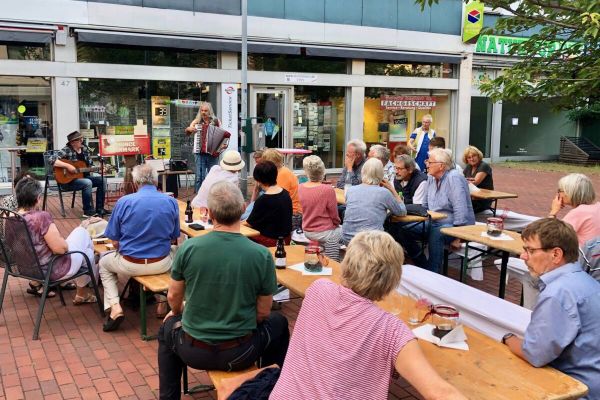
250 86 292 152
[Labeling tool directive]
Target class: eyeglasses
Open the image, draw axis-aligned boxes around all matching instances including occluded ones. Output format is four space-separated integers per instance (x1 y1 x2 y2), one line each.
394 166 407 170
522 246 552 255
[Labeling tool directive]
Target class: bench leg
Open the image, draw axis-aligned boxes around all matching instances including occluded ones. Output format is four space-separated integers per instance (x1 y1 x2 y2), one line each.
140 287 158 341
182 367 214 395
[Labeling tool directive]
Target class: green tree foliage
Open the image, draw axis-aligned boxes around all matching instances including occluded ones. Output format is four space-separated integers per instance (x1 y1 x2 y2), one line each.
416 0 600 112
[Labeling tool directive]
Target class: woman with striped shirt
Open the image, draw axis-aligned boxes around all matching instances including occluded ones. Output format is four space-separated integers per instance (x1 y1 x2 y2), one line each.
270 231 465 400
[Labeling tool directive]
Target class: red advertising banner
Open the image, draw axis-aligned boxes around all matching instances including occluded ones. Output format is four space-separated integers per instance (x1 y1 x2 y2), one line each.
99 135 151 156
380 96 437 110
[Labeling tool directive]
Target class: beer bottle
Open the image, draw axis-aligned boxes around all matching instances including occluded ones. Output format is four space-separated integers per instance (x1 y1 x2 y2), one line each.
185 200 194 223
275 237 287 269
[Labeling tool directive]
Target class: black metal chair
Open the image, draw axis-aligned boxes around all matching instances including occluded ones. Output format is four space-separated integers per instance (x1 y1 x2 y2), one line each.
41 150 92 217
0 208 104 340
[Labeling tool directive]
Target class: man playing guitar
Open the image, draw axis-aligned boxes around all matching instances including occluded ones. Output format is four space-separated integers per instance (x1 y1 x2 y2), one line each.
50 131 109 217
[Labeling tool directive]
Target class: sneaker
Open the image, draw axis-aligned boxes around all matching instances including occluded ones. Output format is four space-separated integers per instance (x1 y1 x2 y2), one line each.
96 208 112 217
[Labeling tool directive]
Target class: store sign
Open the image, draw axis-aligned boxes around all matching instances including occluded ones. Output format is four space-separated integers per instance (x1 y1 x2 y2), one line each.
462 1 484 44
475 34 578 57
380 96 436 110
152 137 171 159
284 73 317 84
99 135 151 156
152 96 171 128
168 99 202 108
220 83 238 151
81 128 95 139
26 138 48 153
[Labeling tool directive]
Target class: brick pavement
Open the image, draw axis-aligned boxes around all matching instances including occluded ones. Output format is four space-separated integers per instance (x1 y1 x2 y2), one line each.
0 165 597 399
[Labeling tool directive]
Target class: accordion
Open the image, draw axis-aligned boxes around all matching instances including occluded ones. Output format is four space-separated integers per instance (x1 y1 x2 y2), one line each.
197 124 231 156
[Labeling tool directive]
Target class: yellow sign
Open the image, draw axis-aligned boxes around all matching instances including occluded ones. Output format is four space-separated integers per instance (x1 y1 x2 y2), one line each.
26 138 48 153
153 137 171 159
463 1 484 44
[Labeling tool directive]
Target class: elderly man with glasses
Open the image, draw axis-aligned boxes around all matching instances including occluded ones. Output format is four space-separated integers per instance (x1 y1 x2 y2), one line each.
422 148 474 273
502 218 600 400
393 154 427 205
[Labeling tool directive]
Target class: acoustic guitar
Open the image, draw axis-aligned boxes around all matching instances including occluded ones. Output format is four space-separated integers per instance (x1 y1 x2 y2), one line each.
54 160 106 184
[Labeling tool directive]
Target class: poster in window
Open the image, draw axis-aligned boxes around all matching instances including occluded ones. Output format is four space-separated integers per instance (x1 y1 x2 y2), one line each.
153 137 171 159
152 96 171 128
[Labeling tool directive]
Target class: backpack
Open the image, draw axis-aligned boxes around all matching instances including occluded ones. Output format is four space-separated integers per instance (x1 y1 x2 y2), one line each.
579 236 600 282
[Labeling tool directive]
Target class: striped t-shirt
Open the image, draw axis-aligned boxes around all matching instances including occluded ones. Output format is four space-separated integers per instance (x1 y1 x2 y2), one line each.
270 279 415 400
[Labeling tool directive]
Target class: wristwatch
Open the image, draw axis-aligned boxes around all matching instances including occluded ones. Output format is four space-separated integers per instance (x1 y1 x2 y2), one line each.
502 332 515 345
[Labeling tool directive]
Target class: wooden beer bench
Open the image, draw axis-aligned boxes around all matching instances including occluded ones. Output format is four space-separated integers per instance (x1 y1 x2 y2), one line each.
183 366 260 398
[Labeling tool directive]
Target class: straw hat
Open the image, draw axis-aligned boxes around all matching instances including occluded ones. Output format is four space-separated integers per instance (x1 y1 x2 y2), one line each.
220 150 245 172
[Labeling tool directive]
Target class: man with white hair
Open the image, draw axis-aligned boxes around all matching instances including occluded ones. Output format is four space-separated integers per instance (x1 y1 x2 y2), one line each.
369 144 395 182
336 139 367 190
99 163 180 332
423 148 474 274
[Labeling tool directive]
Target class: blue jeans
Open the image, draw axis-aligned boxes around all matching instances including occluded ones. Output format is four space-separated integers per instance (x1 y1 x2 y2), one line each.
60 175 106 214
427 221 454 274
194 153 218 192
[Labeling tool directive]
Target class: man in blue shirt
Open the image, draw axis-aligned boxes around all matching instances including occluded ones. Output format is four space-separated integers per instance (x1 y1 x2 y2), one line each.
502 218 600 399
422 148 475 273
99 164 180 332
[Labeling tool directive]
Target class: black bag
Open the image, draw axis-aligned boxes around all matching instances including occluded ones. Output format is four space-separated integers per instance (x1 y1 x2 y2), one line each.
227 367 280 400
169 159 188 171
405 204 429 217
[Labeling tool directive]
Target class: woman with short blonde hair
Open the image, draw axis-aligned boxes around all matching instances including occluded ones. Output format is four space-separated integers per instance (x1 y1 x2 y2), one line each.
342 158 406 244
299 156 341 260
271 230 466 400
462 145 494 213
549 173 600 245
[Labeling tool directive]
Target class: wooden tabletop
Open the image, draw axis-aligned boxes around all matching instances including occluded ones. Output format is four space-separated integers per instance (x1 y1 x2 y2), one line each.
158 169 194 176
272 245 587 399
177 200 259 238
441 225 524 255
471 188 518 200
334 187 345 205
391 210 447 223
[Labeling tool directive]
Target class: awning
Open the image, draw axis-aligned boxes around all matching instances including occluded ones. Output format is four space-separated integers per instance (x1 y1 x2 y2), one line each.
0 28 53 44
305 46 463 64
74 29 462 63
75 29 300 55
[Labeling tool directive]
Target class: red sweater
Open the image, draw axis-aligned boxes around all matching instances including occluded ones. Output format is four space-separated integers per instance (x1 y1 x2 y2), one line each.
298 183 340 232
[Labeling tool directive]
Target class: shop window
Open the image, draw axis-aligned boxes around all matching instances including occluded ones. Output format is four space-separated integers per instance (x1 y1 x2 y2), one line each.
292 86 346 169
77 79 218 176
247 53 347 74
0 43 50 61
363 88 451 150
0 76 53 181
77 43 217 68
365 61 454 78
500 101 576 157
469 97 492 158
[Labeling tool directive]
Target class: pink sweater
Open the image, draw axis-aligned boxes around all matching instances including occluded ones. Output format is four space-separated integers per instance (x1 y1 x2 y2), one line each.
298 183 340 232
563 202 600 245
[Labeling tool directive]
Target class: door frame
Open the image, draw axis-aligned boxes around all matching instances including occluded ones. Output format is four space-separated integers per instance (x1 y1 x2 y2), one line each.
249 85 294 149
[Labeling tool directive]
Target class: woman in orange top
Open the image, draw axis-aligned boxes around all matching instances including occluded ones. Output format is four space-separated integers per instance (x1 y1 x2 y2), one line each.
261 149 303 231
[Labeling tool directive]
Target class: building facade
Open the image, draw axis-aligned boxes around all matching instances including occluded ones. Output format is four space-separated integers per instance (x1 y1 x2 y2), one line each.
469 12 578 162
0 0 473 182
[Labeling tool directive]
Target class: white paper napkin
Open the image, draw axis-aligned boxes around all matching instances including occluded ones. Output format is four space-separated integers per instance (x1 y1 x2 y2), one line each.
288 262 333 276
480 231 514 241
412 324 469 351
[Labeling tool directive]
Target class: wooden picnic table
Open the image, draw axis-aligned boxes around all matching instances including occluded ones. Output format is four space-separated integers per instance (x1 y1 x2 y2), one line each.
470 188 518 216
272 245 587 400
441 225 524 298
176 200 259 238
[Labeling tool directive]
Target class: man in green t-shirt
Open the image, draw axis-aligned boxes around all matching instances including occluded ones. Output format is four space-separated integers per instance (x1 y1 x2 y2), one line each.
158 181 289 399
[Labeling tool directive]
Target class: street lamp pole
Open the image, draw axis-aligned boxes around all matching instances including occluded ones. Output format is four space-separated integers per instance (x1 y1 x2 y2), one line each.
240 0 249 197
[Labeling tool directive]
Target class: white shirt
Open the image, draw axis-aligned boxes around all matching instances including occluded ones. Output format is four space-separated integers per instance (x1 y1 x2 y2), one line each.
191 165 239 208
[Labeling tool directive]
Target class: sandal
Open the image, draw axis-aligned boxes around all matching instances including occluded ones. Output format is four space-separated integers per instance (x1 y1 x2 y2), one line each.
60 282 77 291
72 293 97 305
27 282 56 298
